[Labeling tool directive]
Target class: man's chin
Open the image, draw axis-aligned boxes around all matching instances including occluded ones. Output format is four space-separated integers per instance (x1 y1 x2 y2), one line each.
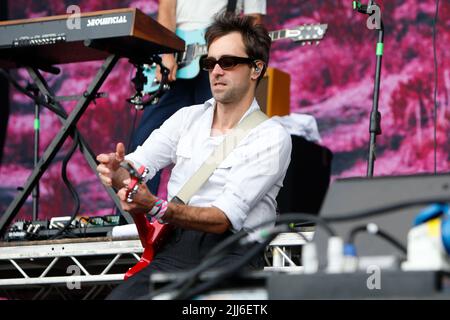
212 92 233 104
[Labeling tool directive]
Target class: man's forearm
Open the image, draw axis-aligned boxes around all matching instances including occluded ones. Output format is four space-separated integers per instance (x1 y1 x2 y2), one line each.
163 203 231 234
157 0 177 31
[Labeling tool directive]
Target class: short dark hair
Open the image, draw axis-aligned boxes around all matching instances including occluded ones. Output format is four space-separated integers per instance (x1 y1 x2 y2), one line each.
205 13 271 83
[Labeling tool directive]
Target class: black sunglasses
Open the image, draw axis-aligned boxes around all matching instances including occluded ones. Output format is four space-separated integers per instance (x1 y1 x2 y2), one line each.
200 56 256 71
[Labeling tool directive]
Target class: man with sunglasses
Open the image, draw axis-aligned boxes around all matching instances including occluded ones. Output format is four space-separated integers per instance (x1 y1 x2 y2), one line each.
98 13 291 300
130 0 266 196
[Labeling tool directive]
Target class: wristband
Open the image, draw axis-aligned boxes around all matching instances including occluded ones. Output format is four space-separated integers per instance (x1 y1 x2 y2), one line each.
147 198 169 224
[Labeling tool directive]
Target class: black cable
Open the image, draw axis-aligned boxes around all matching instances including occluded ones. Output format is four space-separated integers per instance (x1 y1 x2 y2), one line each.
50 130 81 239
375 229 407 254
172 225 291 300
432 0 440 174
140 213 335 300
175 224 300 300
176 238 272 300
263 199 450 274
1 69 96 240
325 198 450 223
140 197 447 299
205 213 334 260
348 224 407 255
141 230 250 300
347 225 367 243
292 227 312 243
293 221 315 227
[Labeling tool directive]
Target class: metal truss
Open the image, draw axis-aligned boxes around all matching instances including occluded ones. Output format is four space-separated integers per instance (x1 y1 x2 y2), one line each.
264 231 314 270
0 238 144 299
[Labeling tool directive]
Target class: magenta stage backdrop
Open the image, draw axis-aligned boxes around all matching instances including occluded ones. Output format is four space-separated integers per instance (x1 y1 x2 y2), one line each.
1 0 449 221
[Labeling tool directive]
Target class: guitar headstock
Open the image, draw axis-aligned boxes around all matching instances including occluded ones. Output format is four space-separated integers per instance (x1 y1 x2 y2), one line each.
275 24 328 46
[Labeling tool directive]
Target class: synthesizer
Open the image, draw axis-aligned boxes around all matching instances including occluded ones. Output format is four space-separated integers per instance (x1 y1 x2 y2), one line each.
0 8 185 69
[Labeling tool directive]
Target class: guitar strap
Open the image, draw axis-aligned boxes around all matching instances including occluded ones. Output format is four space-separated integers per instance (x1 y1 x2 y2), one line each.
172 109 268 205
226 0 238 13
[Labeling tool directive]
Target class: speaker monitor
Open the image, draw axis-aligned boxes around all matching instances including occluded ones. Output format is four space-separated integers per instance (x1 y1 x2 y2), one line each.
255 67 290 117
314 173 450 264
276 136 333 215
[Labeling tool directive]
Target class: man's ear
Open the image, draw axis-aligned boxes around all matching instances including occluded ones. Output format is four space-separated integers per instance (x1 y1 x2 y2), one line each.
251 61 265 80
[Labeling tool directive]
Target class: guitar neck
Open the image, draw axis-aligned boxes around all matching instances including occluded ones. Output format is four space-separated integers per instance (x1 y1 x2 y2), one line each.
269 30 289 42
178 24 326 66
269 25 327 43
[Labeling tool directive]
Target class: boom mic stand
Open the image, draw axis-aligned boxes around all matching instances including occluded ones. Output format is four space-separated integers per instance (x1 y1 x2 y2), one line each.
353 1 384 177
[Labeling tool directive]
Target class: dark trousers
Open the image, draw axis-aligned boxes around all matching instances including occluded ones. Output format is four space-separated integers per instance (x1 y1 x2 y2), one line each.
130 71 212 194
106 228 264 300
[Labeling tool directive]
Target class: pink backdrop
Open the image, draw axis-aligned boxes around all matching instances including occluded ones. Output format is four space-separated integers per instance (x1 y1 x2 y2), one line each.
1 0 449 221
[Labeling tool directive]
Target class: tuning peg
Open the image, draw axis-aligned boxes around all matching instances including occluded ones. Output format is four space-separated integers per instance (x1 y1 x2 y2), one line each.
301 42 306 46
315 41 320 45
307 41 312 45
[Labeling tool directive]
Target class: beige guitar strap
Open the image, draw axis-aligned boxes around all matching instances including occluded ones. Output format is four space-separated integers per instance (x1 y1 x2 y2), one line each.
171 110 268 205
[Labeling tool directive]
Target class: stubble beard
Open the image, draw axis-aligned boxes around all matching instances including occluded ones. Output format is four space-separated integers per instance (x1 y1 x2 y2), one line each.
212 82 249 105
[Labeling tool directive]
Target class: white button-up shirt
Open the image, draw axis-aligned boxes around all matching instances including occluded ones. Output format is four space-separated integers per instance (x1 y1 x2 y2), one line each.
126 98 292 233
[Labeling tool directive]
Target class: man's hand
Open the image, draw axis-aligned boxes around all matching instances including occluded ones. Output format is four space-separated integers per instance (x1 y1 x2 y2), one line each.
117 178 157 215
156 54 178 82
96 142 127 188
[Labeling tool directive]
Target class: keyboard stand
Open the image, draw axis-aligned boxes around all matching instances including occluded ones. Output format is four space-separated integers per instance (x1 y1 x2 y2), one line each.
0 53 131 235
26 66 133 224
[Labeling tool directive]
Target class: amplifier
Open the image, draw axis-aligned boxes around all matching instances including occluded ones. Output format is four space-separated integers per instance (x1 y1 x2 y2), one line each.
255 67 290 117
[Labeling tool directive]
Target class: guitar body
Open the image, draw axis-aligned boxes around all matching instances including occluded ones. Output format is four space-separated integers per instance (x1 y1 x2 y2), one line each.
143 66 159 94
175 29 206 79
124 214 173 280
121 165 174 280
143 28 206 93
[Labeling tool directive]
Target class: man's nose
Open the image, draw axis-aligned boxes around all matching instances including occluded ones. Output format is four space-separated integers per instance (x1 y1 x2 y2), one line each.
211 63 225 76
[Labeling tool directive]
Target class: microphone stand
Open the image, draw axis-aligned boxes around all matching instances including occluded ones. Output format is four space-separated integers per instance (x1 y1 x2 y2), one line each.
27 83 40 221
353 1 384 177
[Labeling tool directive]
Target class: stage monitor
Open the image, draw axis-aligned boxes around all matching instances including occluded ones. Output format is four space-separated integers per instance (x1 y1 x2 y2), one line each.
313 173 450 266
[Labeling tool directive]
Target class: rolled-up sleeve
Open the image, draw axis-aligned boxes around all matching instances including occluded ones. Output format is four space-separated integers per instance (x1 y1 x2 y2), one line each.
211 123 292 231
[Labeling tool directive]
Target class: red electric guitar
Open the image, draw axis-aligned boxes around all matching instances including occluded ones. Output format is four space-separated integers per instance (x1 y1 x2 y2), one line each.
124 214 172 279
120 163 173 280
